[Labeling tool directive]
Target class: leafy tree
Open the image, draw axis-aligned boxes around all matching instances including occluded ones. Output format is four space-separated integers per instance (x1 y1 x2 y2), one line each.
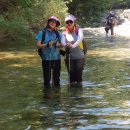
64 0 130 26
64 0 111 26
43 0 68 26
0 0 67 44
0 0 130 44
0 0 35 43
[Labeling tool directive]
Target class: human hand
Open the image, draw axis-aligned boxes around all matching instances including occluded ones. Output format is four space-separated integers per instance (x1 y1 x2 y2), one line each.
56 42 61 47
67 43 72 48
48 41 53 48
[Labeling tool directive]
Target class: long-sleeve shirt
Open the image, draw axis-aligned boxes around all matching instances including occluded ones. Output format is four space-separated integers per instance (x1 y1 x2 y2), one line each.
63 28 84 60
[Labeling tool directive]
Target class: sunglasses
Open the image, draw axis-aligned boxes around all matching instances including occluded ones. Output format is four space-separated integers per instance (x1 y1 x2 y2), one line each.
66 20 73 24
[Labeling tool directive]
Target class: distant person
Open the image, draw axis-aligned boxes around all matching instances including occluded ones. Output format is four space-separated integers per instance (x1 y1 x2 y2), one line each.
63 14 85 87
35 16 65 89
105 11 117 37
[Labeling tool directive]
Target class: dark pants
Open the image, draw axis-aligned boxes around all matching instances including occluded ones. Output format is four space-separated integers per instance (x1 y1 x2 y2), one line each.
66 58 84 83
42 60 61 87
105 24 114 36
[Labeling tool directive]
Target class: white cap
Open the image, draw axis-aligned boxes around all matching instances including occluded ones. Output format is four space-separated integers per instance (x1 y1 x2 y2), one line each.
65 14 76 22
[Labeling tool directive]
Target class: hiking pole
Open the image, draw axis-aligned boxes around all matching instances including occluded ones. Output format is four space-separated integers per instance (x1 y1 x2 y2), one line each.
49 48 52 86
48 41 53 86
51 39 59 87
68 52 70 88
67 48 70 88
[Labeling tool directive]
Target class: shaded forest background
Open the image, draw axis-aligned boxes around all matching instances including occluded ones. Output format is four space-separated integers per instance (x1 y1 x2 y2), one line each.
0 0 130 45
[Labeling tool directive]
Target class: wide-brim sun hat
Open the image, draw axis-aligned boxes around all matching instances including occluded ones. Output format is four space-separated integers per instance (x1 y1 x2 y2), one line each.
65 14 76 22
48 16 60 27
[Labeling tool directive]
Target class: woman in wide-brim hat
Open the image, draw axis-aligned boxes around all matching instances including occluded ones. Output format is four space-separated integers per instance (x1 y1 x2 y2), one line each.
35 16 66 89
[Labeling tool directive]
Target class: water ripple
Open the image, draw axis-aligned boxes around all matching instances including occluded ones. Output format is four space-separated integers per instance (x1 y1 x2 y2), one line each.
118 85 130 88
82 81 109 87
76 124 130 130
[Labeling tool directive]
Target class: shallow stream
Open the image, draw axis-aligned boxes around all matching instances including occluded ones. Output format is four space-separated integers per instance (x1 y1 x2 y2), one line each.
0 36 130 130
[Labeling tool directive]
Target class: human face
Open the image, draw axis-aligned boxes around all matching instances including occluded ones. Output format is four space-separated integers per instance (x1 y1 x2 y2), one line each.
49 19 57 29
65 20 74 28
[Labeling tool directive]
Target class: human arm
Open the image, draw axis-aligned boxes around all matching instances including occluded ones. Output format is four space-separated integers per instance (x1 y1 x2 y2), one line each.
35 31 47 48
71 28 84 48
36 41 47 49
35 31 54 48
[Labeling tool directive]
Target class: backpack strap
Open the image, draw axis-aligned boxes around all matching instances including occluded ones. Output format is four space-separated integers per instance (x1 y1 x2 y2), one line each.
41 28 60 43
41 28 46 44
55 30 61 43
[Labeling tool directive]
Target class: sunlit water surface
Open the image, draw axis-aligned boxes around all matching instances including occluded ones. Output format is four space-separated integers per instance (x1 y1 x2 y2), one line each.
0 38 130 130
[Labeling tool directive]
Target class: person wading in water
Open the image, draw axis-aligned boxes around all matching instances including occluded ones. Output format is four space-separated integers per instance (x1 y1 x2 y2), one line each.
35 16 66 90
63 14 85 87
105 11 117 37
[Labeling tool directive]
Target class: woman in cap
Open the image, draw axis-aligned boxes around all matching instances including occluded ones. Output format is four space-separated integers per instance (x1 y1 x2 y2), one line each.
63 14 84 87
35 16 66 89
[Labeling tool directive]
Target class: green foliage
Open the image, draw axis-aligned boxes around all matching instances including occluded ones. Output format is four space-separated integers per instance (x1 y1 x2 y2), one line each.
0 0 130 45
43 0 68 26
64 0 130 27
111 0 130 9
65 0 111 27
0 14 31 44
0 0 68 44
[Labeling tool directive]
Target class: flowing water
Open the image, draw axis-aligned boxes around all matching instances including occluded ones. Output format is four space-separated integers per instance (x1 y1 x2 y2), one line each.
0 36 130 130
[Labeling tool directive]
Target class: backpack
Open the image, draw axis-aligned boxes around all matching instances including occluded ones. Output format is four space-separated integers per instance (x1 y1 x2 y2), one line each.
108 16 116 26
38 28 61 57
63 27 87 54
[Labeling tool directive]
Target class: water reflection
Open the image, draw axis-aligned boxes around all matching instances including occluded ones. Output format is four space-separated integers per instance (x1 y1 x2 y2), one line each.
0 38 130 129
43 87 61 99
68 85 83 96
